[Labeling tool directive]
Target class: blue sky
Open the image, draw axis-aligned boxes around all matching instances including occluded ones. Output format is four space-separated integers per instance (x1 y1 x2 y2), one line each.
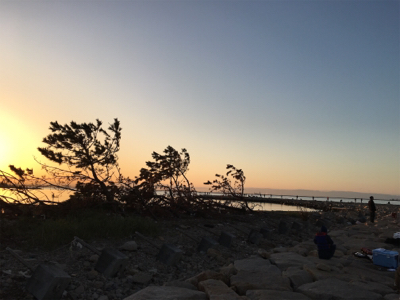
1 1 399 196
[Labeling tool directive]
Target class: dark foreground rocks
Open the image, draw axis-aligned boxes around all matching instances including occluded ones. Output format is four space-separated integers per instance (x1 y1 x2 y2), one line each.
1 203 399 299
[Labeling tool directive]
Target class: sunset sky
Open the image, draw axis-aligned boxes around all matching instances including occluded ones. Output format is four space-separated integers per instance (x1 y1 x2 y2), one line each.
1 1 399 196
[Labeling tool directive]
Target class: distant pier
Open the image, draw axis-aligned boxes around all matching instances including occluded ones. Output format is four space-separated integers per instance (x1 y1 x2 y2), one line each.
187 192 400 210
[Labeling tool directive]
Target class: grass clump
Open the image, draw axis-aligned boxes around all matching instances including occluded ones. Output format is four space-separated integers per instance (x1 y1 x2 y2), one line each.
1 209 160 250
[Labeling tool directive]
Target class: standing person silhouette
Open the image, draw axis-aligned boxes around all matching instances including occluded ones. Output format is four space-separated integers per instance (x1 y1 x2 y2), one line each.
368 196 376 223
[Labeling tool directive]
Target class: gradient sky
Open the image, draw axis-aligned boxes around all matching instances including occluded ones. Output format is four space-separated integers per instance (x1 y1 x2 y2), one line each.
1 1 399 196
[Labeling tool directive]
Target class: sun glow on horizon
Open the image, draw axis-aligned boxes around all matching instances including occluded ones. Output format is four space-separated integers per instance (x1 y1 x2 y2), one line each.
0 108 46 174
0 111 15 171
0 129 12 170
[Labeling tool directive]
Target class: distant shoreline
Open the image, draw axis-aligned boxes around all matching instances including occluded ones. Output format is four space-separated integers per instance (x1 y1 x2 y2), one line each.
195 187 400 201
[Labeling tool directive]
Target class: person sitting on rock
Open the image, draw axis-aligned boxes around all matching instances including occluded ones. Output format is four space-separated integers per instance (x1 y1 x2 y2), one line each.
314 226 336 259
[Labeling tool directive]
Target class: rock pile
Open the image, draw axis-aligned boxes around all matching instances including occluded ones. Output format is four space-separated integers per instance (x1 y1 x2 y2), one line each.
1 203 399 300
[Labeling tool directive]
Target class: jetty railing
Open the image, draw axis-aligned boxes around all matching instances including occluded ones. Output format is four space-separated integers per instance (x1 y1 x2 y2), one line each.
154 190 399 206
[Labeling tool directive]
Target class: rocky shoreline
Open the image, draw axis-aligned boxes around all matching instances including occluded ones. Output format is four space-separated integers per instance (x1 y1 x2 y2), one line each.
1 202 399 300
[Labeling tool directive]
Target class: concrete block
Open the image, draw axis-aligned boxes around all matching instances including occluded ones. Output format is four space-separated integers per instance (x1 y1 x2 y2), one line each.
197 237 218 252
247 229 263 245
26 262 71 300
95 247 128 277
218 231 235 248
156 244 183 266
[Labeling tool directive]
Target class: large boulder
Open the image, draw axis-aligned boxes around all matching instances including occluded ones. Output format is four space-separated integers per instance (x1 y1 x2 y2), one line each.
186 270 229 288
341 265 395 287
384 294 400 300
290 245 309 257
233 256 272 272
122 286 207 300
269 252 314 271
198 279 242 300
350 280 396 296
230 269 291 295
283 267 313 290
246 290 312 300
303 264 354 282
297 278 382 300
163 280 198 290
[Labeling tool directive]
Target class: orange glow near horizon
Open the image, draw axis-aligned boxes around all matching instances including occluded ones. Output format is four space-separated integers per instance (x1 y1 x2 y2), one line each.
0 111 13 171
0 132 10 170
0 109 45 174
0 109 398 197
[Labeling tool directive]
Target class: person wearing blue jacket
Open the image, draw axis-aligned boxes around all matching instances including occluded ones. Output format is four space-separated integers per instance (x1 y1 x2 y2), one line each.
314 226 336 259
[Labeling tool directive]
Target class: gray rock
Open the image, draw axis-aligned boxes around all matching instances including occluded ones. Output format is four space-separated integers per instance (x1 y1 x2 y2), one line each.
206 248 222 259
342 263 395 286
269 252 314 271
231 269 291 295
87 269 98 280
163 280 197 290
384 294 400 300
132 272 152 284
74 284 85 295
122 286 207 300
90 254 99 262
303 264 349 282
298 240 318 252
350 280 396 296
257 248 271 259
316 263 331 271
219 263 237 277
249 229 264 245
119 241 138 251
246 290 312 300
186 270 229 288
283 267 313 291
334 249 345 258
93 280 104 288
290 245 308 257
233 256 272 272
273 247 288 253
198 279 242 299
297 278 382 300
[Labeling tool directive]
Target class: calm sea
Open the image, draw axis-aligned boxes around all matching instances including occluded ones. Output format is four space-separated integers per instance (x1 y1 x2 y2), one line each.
1 188 398 212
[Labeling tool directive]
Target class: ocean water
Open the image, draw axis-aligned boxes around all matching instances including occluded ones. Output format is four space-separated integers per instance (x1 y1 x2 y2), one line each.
249 202 318 212
1 188 398 213
193 191 400 206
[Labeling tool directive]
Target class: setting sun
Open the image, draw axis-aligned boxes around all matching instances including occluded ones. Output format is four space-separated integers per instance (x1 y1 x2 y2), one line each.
0 108 47 174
